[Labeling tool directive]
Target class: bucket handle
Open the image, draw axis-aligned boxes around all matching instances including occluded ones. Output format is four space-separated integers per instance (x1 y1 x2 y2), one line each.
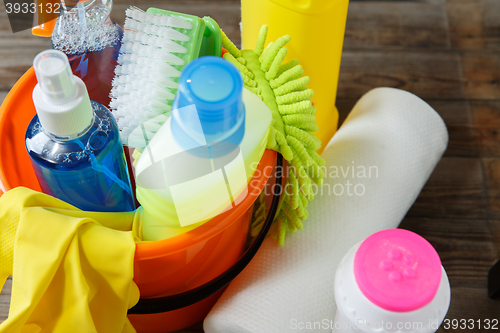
128 153 283 314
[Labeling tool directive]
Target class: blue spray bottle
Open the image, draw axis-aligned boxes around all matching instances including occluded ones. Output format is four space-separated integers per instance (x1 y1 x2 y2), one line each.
26 49 135 212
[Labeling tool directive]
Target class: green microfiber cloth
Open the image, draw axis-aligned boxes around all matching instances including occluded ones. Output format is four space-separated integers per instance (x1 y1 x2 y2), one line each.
222 25 326 245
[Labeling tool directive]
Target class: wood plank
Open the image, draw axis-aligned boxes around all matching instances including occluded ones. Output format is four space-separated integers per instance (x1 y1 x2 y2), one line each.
0 0 499 330
446 0 500 50
471 100 500 157
338 49 499 102
461 51 500 100
436 287 500 332
0 277 11 322
481 158 500 219
112 1 241 46
0 3 50 90
481 0 500 50
338 50 465 100
344 2 451 50
426 100 479 158
491 219 500 261
401 216 500 331
352 0 446 3
407 156 489 219
0 40 49 91
446 0 486 50
0 91 8 106
400 217 496 288
446 287 500 320
0 2 50 42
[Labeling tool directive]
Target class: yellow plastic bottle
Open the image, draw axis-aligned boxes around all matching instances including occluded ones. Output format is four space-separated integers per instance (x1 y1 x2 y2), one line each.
241 0 349 153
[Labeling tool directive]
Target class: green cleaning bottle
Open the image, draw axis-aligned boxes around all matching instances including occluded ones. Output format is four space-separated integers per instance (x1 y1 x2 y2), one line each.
135 56 272 241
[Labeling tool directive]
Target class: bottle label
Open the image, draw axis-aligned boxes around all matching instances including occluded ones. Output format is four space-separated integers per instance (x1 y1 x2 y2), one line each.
27 102 135 212
136 105 248 227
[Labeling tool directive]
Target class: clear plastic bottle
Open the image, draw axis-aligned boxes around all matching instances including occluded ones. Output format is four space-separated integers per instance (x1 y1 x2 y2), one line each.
50 0 122 107
135 56 272 241
26 50 135 212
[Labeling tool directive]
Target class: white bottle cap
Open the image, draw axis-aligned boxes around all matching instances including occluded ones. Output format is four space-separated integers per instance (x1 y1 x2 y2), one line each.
32 49 93 137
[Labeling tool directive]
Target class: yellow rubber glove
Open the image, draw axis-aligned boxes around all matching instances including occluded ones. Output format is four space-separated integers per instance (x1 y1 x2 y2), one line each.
0 187 140 333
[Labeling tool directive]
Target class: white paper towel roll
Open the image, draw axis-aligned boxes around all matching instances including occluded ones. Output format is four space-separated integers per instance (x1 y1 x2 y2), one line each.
204 87 449 333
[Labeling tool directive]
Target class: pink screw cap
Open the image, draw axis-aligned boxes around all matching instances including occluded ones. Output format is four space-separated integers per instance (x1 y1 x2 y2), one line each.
354 229 442 312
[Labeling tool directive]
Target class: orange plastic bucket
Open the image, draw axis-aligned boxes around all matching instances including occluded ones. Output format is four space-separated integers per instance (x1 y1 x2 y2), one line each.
0 67 279 332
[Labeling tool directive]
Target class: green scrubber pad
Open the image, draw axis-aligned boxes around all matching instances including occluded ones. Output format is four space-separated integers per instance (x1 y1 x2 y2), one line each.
223 25 326 245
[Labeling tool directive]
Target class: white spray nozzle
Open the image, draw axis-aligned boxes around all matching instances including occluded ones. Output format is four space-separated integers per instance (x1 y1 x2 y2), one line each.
32 49 93 137
33 50 76 105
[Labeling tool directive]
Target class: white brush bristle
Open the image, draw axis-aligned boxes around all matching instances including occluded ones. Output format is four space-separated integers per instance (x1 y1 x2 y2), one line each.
110 6 193 146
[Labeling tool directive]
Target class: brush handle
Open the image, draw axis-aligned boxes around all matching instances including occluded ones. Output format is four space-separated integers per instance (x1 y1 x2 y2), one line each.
200 17 222 58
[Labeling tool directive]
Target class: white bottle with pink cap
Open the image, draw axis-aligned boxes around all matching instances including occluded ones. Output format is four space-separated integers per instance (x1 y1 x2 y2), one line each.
333 229 451 333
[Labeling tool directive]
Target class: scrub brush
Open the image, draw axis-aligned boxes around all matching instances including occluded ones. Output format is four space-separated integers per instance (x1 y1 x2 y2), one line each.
223 26 326 245
109 6 221 146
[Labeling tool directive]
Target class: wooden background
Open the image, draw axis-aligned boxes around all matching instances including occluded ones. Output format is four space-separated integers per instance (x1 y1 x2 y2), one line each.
1 0 499 331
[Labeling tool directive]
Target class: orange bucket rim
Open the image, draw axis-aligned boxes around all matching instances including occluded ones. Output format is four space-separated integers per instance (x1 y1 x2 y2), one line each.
134 149 277 259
